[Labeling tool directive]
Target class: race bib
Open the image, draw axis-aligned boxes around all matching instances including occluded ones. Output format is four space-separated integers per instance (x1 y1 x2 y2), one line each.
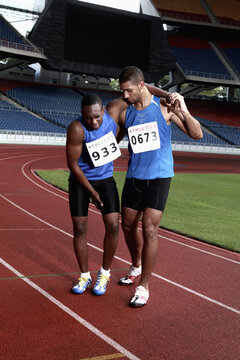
128 121 160 154
86 131 121 167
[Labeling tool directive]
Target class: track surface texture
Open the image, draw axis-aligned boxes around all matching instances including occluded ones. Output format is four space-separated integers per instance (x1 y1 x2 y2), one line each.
0 144 240 360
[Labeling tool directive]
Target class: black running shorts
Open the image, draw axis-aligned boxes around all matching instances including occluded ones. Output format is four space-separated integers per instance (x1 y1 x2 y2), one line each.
121 177 171 212
69 176 119 216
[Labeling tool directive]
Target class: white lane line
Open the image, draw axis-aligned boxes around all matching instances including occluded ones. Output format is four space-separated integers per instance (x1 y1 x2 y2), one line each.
0 257 140 360
22 158 240 266
157 234 240 265
0 153 41 162
1 193 239 316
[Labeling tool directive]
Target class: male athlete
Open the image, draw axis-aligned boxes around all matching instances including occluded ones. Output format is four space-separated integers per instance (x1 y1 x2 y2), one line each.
115 66 203 307
66 94 121 296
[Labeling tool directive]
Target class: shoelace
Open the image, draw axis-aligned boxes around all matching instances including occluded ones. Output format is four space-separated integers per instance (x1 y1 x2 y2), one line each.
96 273 109 287
78 277 90 287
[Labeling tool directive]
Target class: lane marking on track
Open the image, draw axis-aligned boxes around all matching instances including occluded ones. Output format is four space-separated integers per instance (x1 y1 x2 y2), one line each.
0 228 54 231
22 158 240 265
0 193 239 315
0 257 140 360
0 153 40 162
0 268 128 281
80 353 125 359
158 234 240 265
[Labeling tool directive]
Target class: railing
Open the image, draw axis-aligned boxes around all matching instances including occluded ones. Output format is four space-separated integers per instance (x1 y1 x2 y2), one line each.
0 130 239 154
160 10 210 23
185 70 233 80
0 129 66 145
0 39 44 54
160 10 240 27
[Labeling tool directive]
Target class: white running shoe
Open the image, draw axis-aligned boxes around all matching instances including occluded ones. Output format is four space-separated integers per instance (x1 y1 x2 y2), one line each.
119 265 142 286
129 286 149 308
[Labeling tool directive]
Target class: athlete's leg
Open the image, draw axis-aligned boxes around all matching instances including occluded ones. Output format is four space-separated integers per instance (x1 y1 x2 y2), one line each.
102 212 119 270
72 216 89 273
139 207 163 290
121 206 143 268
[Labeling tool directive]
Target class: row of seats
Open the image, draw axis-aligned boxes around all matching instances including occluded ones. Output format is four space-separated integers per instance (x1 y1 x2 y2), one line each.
0 109 66 133
168 36 233 79
7 86 83 113
168 36 232 79
171 123 228 145
1 84 239 146
186 98 240 127
196 117 240 145
216 42 240 75
79 89 119 106
6 86 83 128
153 0 206 14
207 0 240 23
0 16 25 44
152 0 240 25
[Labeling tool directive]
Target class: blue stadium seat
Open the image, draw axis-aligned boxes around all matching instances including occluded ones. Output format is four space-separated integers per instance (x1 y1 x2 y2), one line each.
6 86 83 128
0 18 25 44
171 123 228 145
171 47 232 79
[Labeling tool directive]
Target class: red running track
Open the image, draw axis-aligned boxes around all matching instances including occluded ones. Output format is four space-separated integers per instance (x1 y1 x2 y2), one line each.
0 144 240 360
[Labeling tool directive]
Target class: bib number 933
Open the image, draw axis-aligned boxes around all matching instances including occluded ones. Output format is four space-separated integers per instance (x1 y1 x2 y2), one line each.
86 131 121 167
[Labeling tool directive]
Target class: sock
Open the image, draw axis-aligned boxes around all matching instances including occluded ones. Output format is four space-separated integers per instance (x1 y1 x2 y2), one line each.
81 271 91 279
101 266 110 277
131 265 142 275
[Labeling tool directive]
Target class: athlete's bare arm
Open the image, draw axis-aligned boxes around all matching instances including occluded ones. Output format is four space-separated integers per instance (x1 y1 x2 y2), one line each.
145 83 170 101
66 120 103 207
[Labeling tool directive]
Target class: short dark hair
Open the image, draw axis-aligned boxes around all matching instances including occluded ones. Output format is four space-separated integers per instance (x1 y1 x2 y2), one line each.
119 66 144 85
81 93 102 108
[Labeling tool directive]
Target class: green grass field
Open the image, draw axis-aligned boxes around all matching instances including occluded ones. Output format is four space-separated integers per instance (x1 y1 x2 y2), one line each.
36 170 240 252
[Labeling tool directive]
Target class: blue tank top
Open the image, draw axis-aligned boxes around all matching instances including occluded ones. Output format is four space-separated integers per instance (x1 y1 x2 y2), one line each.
125 96 174 179
72 111 117 180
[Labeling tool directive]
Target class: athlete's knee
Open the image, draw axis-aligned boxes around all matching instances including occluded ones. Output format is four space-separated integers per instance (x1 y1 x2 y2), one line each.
142 222 158 243
73 219 88 238
105 216 119 237
121 218 132 236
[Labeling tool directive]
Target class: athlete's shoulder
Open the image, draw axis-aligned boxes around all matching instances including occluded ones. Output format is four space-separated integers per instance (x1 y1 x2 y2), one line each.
67 118 84 139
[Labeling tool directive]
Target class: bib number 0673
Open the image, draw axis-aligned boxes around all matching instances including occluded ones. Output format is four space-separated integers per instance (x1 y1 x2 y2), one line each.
128 121 160 154
130 131 157 145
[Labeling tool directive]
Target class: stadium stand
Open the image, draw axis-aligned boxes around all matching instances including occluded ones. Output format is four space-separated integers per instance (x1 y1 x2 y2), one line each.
206 0 240 26
171 122 228 146
0 2 239 151
195 117 240 145
0 15 25 45
152 0 211 23
5 85 83 129
152 0 240 26
0 99 66 133
1 80 238 148
78 88 119 107
186 98 240 127
216 41 240 76
167 36 232 79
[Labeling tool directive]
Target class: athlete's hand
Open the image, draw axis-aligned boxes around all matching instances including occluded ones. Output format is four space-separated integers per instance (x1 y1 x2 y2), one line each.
165 92 185 113
91 190 103 209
